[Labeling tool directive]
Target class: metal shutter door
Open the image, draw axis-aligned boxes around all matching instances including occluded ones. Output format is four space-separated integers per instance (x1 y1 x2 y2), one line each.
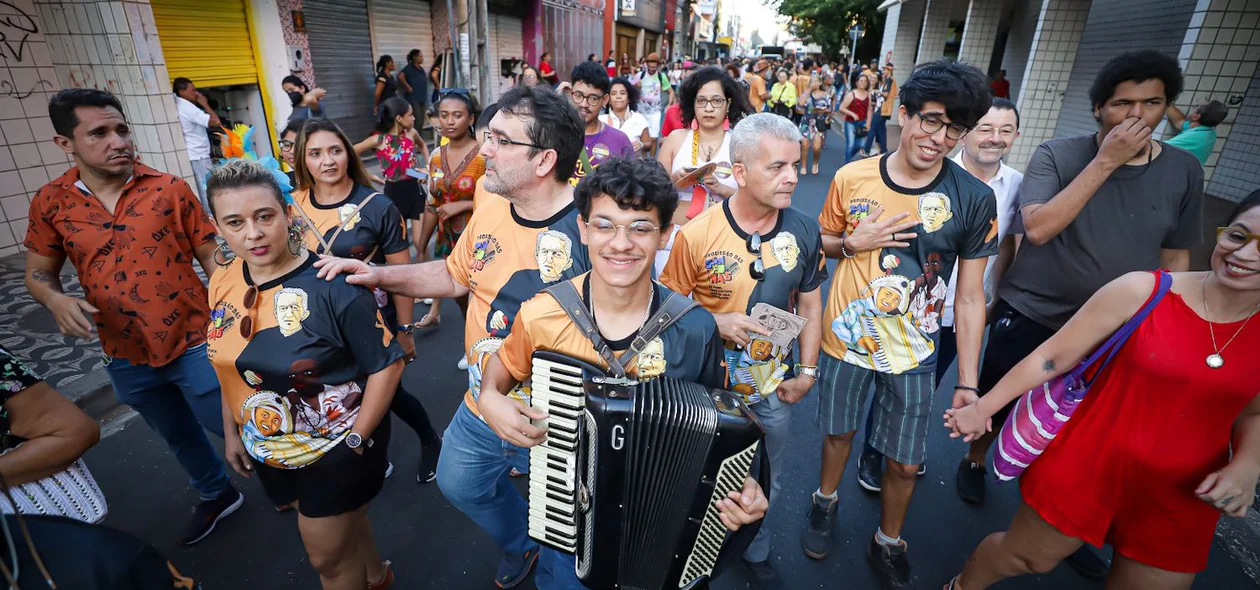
492 14 523 101
370 0 434 72
305 0 376 142
151 0 257 87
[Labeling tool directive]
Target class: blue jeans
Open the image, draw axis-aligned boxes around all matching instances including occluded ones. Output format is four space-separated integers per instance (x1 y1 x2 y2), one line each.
844 121 867 163
864 112 889 154
436 403 580 588
862 326 957 456
105 342 230 501
743 393 792 564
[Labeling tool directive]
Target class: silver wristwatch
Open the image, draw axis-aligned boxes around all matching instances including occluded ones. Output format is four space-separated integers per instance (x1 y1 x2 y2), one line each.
798 366 819 379
346 432 367 450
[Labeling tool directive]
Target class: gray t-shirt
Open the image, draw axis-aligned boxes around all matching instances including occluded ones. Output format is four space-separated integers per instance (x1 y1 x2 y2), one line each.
999 135 1203 329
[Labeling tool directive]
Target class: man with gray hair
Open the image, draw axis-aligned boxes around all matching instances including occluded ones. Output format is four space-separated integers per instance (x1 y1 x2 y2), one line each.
661 112 827 589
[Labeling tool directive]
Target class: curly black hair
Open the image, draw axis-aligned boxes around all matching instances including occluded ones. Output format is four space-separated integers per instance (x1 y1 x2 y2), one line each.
607 77 640 114
899 59 992 130
571 60 611 94
573 157 678 227
680 66 753 128
1089 50 1183 110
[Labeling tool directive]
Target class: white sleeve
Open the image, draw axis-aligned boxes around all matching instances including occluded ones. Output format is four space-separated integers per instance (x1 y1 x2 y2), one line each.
178 99 211 129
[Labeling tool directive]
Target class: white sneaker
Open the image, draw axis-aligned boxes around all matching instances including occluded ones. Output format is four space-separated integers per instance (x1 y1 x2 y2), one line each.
385 462 394 479
457 356 469 370
422 298 434 305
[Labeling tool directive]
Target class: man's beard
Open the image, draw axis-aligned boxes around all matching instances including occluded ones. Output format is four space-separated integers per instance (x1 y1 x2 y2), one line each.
85 156 134 179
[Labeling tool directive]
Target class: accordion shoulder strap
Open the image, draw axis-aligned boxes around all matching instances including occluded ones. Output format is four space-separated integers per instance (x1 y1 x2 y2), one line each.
543 280 699 378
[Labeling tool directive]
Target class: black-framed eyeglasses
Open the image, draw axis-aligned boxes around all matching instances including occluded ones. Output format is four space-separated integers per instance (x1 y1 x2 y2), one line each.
278 139 295 150
439 87 470 98
911 111 969 141
570 90 605 106
746 231 765 282
695 97 728 110
481 134 546 151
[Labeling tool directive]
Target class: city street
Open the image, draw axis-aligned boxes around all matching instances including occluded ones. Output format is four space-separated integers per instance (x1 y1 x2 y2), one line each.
84 131 1256 589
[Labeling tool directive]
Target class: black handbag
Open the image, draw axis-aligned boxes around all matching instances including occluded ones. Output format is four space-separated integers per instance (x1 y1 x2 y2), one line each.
854 122 869 138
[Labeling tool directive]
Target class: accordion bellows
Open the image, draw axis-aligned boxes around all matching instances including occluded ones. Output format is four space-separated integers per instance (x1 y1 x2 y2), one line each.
528 352 767 590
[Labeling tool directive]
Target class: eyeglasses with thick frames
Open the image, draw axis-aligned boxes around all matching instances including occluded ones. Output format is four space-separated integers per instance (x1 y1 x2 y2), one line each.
912 112 969 141
570 91 606 106
278 139 295 151
1217 226 1260 251
746 231 765 281
695 97 728 110
481 134 546 151
586 219 660 240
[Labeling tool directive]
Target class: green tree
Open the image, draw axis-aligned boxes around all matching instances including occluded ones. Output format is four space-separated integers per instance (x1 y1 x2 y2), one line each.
772 0 885 63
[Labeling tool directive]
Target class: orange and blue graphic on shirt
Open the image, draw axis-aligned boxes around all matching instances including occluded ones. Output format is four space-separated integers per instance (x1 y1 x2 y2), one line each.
471 236 500 271
704 251 742 283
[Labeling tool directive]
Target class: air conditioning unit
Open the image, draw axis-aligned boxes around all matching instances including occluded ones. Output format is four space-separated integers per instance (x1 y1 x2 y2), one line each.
287 46 306 72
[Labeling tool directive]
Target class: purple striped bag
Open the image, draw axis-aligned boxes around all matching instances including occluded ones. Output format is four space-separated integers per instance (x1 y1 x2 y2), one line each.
993 271 1171 482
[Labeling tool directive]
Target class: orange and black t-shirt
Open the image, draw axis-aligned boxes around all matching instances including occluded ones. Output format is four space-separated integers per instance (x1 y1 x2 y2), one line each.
206 254 403 468
24 164 217 367
498 273 726 389
819 154 997 374
447 192 592 414
660 198 827 402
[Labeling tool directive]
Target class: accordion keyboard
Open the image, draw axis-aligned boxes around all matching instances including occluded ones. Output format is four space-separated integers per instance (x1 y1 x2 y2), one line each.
527 356 586 552
680 440 760 587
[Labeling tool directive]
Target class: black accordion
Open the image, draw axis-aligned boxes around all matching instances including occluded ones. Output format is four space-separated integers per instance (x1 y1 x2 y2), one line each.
527 351 768 590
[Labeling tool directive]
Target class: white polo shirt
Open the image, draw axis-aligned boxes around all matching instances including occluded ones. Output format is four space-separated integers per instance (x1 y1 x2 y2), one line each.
175 96 212 161
942 152 1024 328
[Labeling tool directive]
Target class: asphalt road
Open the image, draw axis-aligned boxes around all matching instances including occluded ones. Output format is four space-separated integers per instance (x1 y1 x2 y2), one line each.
85 131 1257 589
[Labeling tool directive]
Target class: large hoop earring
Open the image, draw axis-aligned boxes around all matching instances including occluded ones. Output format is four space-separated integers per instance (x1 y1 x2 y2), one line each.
213 243 232 267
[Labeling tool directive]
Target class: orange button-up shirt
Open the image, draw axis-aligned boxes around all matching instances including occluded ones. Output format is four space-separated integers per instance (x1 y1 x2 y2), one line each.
24 164 218 367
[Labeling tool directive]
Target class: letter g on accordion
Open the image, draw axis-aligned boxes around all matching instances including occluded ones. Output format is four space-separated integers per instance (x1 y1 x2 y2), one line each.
528 351 770 590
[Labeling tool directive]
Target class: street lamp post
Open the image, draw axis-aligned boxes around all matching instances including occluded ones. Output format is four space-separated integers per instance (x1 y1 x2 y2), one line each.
848 23 864 67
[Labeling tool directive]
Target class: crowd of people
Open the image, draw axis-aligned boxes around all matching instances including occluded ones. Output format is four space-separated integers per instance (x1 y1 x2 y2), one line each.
4 34 1256 590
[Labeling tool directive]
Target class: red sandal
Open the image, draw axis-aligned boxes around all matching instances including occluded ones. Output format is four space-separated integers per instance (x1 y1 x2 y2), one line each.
368 560 394 590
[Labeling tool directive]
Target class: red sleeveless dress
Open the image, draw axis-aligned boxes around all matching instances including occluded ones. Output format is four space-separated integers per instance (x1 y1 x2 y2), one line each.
1020 289 1260 573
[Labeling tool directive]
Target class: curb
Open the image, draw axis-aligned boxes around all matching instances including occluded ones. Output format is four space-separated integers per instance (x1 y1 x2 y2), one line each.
74 380 121 421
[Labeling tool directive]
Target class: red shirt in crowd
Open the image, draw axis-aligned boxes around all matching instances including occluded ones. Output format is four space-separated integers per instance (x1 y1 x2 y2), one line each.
991 78 1010 99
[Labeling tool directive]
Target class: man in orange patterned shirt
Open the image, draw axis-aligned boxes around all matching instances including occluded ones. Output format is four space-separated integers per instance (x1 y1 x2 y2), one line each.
24 89 243 546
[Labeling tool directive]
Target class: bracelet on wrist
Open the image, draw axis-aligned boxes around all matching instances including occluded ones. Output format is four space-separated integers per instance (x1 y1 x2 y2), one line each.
954 385 980 393
839 237 856 259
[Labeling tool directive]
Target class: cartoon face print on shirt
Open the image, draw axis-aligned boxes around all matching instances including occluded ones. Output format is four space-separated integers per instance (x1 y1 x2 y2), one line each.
243 391 292 437
832 274 936 374
636 337 668 379
770 231 801 272
536 230 574 283
918 192 954 233
274 288 311 337
338 203 363 231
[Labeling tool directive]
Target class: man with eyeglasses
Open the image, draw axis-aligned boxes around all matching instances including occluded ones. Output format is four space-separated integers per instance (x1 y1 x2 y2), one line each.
314 84 591 588
804 60 998 587
660 113 826 590
479 157 769 589
569 61 636 187
954 50 1203 580
853 97 1026 493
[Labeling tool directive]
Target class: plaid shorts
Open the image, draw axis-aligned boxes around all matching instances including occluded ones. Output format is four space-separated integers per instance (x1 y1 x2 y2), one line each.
816 352 937 465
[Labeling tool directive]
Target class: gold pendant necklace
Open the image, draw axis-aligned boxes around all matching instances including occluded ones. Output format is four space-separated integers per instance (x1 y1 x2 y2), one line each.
1201 273 1260 369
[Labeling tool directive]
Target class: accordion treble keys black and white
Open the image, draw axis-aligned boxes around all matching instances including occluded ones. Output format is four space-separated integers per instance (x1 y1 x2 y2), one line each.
527 351 768 590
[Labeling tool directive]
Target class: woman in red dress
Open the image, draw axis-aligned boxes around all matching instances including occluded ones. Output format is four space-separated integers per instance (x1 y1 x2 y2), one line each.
943 190 1260 590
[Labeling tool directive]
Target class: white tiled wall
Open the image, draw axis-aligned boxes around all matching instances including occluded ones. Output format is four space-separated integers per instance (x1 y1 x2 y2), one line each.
1001 0 1042 104
958 0 1003 70
1172 0 1259 182
888 0 927 116
917 0 957 64
0 0 194 259
1008 0 1091 170
1210 65 1260 202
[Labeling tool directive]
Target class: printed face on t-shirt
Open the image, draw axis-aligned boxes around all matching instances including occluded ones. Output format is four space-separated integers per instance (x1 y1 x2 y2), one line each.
918 193 953 233
536 230 574 282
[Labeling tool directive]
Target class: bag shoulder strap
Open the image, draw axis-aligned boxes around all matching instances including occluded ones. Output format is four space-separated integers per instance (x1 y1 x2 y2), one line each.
1080 270 1172 385
325 191 380 250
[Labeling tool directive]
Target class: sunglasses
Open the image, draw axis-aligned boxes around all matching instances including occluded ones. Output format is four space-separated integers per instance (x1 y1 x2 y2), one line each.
747 232 765 282
440 87 470 98
240 286 259 340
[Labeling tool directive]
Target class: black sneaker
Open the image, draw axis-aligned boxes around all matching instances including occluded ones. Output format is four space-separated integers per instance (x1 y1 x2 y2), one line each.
955 460 987 505
418 436 442 484
867 537 911 588
743 558 785 590
857 451 883 492
495 545 539 588
1065 546 1110 579
178 486 244 546
802 492 837 559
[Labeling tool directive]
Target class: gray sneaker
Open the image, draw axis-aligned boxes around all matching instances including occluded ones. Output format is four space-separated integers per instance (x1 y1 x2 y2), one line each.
802 492 838 559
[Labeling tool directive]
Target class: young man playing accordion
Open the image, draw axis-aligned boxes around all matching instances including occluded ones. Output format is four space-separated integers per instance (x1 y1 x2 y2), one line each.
476 157 769 589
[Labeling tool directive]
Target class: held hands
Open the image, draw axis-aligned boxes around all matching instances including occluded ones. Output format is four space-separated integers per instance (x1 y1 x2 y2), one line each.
1097 117 1153 169
844 205 919 252
714 313 770 348
224 435 254 478
776 375 814 404
50 295 98 340
314 255 380 287
717 476 769 532
943 398 993 442
1196 461 1259 517
479 389 549 448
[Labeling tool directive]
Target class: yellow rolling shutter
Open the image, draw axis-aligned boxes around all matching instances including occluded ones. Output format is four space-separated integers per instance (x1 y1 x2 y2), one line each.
151 0 258 87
